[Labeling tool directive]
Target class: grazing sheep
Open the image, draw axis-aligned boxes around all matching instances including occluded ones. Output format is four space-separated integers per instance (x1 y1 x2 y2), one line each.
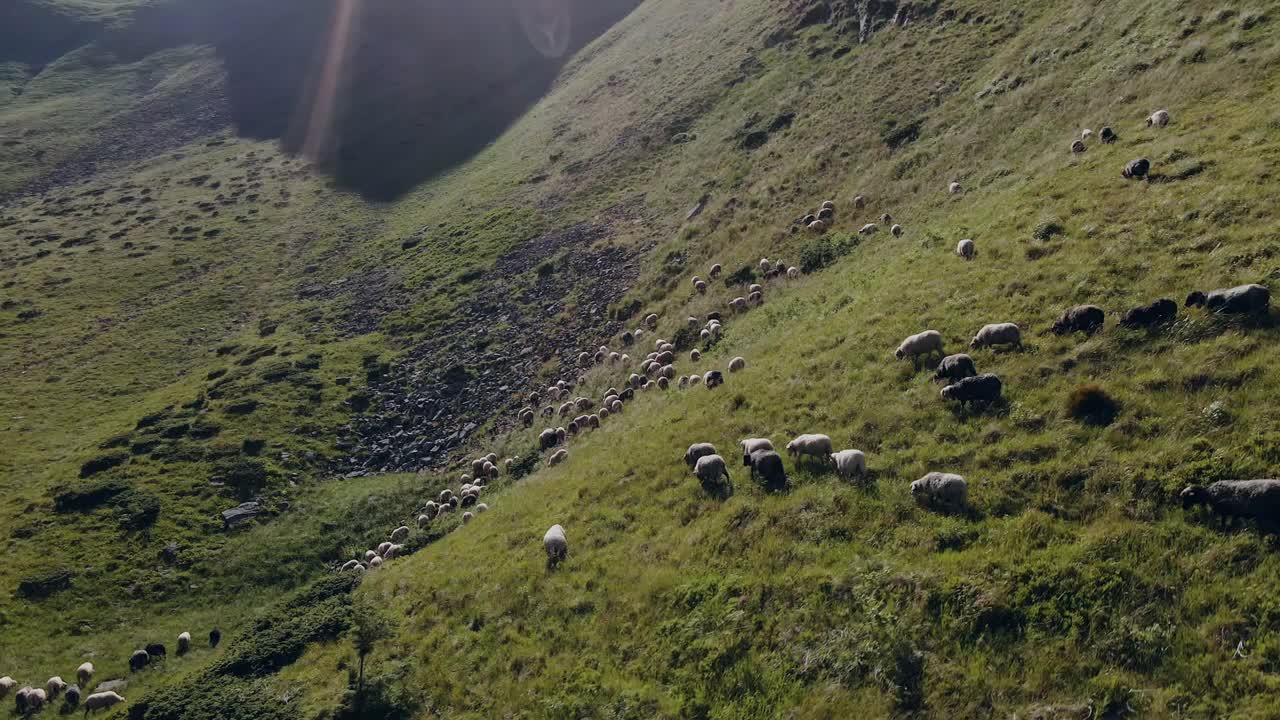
47 677 66 697
645 313 659 329
859 223 878 235
934 353 977 383
657 377 670 389
728 357 746 373
710 263 723 278
808 219 828 234
693 454 732 490
577 351 591 368
896 330 945 365
477 503 489 513
678 376 689 389
64 685 81 707
1119 298 1177 329
177 632 192 654
0 677 14 695
1147 109 1170 128
817 207 834 221
802 213 817 225
694 280 708 294
970 323 1022 351
730 297 748 313
83 690 125 715
369 556 384 568
911 472 968 512
1051 305 1105 335
949 182 962 194
707 311 723 322
704 371 725 388
787 267 801 279
749 283 763 294
544 524 568 566
462 512 474 524
567 421 579 435
635 328 645 341
610 399 624 413
1181 479 1280 528
391 526 410 543
891 224 903 237
341 559 361 571
77 663 93 687
384 544 403 560
1121 157 1150 180
548 449 568 467
739 438 775 465
879 213 893 224
956 238 975 260
146 643 167 659
1082 128 1094 141
747 450 788 491
27 688 46 711
129 650 149 672
210 628 221 648
439 488 453 505
830 449 867 480
853 195 867 208
377 541 392 556
759 259 773 274
786 434 834 465
821 200 835 211
15 687 30 714
621 331 634 347
684 442 719 467
1100 126 1117 143
748 291 763 306
709 322 723 338
539 428 558 450
519 408 535 427
363 549 378 563
1186 284 1270 315
1071 139 1086 153
690 349 702 362
941 373 1004 408
656 350 676 365
688 374 702 387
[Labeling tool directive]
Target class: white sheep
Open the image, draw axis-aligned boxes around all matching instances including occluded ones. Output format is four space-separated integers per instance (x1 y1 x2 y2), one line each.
688 374 702 386
853 195 867 208
956 238 975 260
730 297 747 313
684 442 719 467
548 449 568 467
808 219 828 234
891 224 903 237
544 524 568 565
28 688 47 710
895 330 944 364
710 263 723 278
911 472 968 511
383 544 403 560
739 438 774 460
177 632 192 654
970 323 1022 350
949 181 963 194
341 559 361 571
694 280 708 294
690 349 702 362
46 676 66 696
369 556 384 568
377 541 392 556
786 434 834 465
830 450 867 479
748 291 763 306
477 503 489 513
728 357 746 372
390 526 410 543
859 223 878 235
748 283 763 295
577 351 591 368
83 690 125 714
0 677 14 694
462 512 474 524
76 663 94 687
1082 128 1094 141
693 454 731 487
1147 109 1170 128
645 313 659 329
363 550 377 562
787 267 801 279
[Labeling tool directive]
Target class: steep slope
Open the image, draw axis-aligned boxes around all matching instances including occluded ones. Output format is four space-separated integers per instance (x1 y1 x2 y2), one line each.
3 0 1280 717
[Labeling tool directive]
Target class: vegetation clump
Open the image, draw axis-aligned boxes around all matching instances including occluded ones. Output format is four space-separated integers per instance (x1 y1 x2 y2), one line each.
1067 384 1120 426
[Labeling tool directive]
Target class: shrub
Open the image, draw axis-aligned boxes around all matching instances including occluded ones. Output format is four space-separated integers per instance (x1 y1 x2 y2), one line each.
1032 219 1065 242
54 478 128 512
799 234 855 274
214 575 360 678
1066 384 1120 426
114 490 161 530
17 569 72 599
880 118 923 149
724 265 756 288
218 457 270 499
79 450 129 478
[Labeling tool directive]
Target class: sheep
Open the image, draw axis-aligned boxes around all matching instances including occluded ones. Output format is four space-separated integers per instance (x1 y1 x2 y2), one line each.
0 677 14 695
859 223 878 235
830 449 867 480
657 376 670 389
64 685 81 707
519 408 535 427
730 297 748 313
1100 126 1117 143
1071 139 1086 153
76 663 93 687
363 549 378 563
548 449 568 466
27 688 46 711
1181 479 1280 528
129 650 149 672
891 224 903 237
739 438 775 465
377 541 392 556
970 323 1022 351
684 442 718 467
341 559 361 571
678 376 689 389
710 263 723 278
787 267 801 279
83 690 125 715
934 353 977 383
462 512 474 524
439 488 453 504
477 503 489 513
759 258 773 274
210 628 222 648
709 322 723 338
1186 284 1270 315
688 374 702 387
384 544 403 560
704 370 725 388
645 313 659 329
817 207 834 221
634 328 646 340
911 472 968 512
807 219 827 234
656 350 676 365
576 351 591 368
786 434 834 465
46 676 66 697
146 643 167 659
390 526 410 543
610 399 623 413
747 450 788 491
895 330 945 366
15 687 30 714
539 428 558 450
879 213 893 224
802 213 817 225
941 373 1004 408
621 331 634 347
1121 157 1150 180
541 405 554 417
369 556 384 568
949 181 962 194
693 454 732 490
575 397 593 412
690 349 702 362
567 421 579 435
691 276 702 289
1147 109 1170 128
177 631 192 654
694 280 708 294
748 283 763 295
728 357 746 373
544 524 568 567
481 460 496 478
853 195 867 208
748 291 763 306
1119 298 1177 329
956 238 975 260
1082 128 1094 141
1051 305 1105 335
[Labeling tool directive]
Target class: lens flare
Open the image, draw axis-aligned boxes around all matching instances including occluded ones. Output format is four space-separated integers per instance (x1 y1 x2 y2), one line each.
515 0 572 58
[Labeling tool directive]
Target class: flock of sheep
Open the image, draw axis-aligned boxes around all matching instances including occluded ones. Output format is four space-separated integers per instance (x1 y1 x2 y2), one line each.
2 629 219 716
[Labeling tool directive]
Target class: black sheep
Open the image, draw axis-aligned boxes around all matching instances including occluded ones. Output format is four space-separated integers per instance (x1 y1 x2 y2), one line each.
1182 480 1280 529
704 371 725 388
210 628 222 648
145 643 167 659
1100 126 1118 143
1119 298 1177 329
1051 305 1106 335
933 354 977 383
1121 157 1150 180
747 450 788 492
940 373 1003 408
1186 284 1270 314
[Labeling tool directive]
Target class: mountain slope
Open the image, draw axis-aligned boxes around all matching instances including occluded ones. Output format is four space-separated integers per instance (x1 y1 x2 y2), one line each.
4 0 1280 717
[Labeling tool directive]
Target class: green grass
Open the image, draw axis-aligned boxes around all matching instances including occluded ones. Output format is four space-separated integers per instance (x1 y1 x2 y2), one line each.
5 0 1280 716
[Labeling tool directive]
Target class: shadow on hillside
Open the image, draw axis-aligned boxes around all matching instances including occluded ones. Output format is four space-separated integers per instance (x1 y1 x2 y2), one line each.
112 0 641 200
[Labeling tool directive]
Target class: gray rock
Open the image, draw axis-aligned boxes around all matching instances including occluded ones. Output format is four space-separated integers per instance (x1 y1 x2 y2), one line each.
220 502 261 527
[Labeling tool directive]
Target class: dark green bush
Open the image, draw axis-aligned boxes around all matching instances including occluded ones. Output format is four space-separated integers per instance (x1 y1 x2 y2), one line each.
723 265 756 288
17 568 72 598
217 457 270 499
79 450 129 478
54 478 128 512
799 234 855 274
1067 384 1120 426
134 676 295 720
114 489 161 530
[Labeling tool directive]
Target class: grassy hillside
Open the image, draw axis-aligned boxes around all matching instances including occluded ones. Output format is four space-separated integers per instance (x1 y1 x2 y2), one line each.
4 0 1280 717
